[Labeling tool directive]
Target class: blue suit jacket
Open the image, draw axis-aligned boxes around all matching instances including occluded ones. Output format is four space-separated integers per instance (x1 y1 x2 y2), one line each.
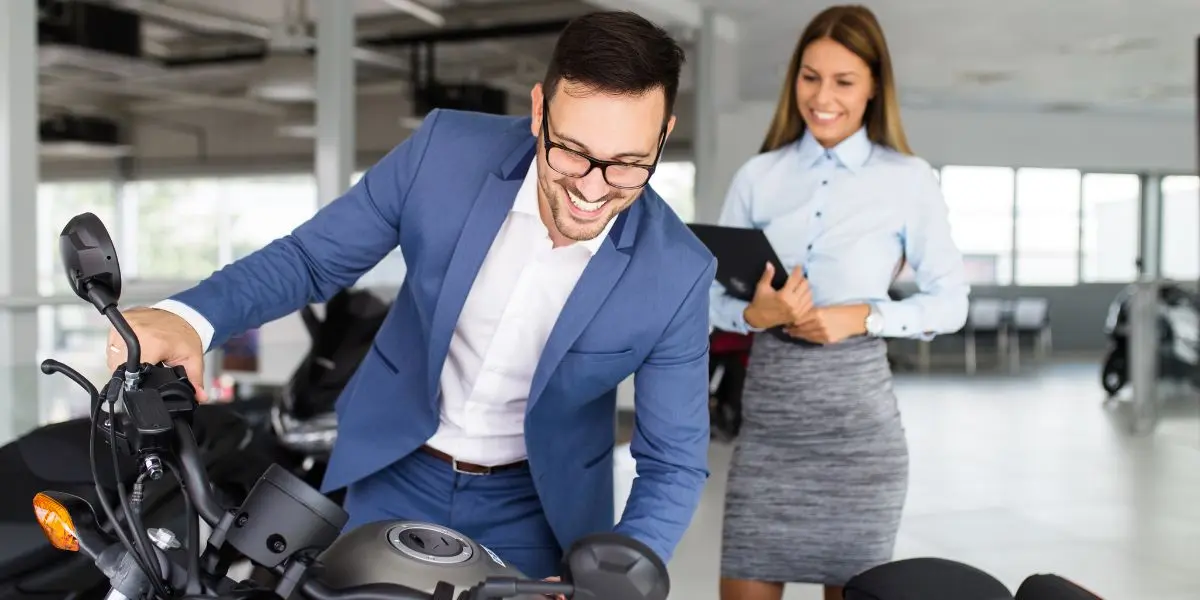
170 109 716 564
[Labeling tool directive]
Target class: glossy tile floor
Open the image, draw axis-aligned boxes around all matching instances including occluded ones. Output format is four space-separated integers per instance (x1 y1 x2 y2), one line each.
615 362 1200 600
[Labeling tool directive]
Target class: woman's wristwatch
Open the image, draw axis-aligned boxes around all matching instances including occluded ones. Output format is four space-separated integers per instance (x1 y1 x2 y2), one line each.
864 303 884 336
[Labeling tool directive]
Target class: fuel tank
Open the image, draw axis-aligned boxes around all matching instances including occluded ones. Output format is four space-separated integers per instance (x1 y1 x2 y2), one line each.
312 520 542 599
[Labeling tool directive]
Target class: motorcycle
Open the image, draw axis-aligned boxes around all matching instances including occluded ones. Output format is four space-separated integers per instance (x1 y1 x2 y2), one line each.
1100 282 1200 396
256 287 391 507
708 330 752 441
28 211 671 600
0 261 393 600
0 367 284 600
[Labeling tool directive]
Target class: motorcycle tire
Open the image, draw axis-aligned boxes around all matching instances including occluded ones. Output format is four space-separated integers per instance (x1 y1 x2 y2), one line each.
1100 352 1126 396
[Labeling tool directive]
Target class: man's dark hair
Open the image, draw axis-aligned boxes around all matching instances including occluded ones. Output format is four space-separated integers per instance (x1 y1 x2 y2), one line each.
542 11 686 117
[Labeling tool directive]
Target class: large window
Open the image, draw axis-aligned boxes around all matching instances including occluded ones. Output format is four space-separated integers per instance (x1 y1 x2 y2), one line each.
1081 173 1140 282
37 180 119 295
125 178 223 280
124 175 318 281
222 175 317 261
649 161 696 223
1014 168 1081 285
1161 175 1199 281
939 165 1015 285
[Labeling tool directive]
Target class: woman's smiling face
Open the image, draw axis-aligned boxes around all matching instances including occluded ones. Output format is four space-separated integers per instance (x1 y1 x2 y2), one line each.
794 37 875 148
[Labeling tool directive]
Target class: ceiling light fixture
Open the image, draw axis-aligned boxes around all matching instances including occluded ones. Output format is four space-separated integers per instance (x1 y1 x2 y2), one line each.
381 0 445 28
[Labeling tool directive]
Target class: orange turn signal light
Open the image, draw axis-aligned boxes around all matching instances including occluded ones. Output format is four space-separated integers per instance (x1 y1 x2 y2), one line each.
33 492 80 552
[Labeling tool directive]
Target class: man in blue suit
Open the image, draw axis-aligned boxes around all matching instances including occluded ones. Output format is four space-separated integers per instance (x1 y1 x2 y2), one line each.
105 11 715 579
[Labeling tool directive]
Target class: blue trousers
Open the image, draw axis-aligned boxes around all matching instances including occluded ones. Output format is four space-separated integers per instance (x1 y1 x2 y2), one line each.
342 449 562 579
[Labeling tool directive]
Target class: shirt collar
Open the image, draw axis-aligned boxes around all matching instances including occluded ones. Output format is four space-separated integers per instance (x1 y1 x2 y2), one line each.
796 125 873 173
512 161 613 255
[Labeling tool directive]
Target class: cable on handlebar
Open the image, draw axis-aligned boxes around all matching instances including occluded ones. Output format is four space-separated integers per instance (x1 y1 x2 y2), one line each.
164 457 203 595
86 376 172 600
103 379 175 599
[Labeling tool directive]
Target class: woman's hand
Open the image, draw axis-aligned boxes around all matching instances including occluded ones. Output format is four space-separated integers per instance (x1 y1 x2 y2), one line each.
743 263 813 330
785 304 870 344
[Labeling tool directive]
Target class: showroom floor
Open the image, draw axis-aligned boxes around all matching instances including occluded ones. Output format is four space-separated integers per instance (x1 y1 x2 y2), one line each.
613 362 1200 600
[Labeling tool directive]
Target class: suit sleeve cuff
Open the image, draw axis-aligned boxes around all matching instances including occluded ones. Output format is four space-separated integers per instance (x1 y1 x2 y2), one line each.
153 299 216 352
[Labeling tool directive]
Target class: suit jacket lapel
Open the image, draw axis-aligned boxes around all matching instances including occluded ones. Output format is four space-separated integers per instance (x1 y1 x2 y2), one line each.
426 128 535 401
527 201 643 412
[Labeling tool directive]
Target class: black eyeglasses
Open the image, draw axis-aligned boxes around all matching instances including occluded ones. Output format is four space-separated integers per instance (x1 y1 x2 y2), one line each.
540 99 668 190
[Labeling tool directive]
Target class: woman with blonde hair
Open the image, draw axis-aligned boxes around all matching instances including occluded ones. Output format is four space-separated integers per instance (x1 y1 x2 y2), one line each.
712 5 969 600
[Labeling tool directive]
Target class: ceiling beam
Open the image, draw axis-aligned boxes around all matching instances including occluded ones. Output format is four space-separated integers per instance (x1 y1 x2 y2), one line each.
355 0 588 38
360 19 570 46
582 0 738 42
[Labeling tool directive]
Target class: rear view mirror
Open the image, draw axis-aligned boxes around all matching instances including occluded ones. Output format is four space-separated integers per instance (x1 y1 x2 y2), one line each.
562 533 669 600
58 212 122 312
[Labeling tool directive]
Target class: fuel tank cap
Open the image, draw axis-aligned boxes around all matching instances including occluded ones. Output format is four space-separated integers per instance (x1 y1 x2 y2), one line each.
387 524 473 564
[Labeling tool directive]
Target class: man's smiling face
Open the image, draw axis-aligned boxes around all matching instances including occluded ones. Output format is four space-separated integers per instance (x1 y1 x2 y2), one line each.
530 79 674 246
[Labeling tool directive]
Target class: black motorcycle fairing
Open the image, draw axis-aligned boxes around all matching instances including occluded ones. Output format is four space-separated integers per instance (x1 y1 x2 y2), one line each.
281 289 389 421
843 557 1014 600
1014 574 1103 599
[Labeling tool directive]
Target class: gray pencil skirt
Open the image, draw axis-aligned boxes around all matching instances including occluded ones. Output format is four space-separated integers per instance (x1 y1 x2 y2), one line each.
720 332 909 586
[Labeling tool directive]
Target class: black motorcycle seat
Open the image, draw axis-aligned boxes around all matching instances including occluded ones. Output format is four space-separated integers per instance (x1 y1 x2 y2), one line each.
0 523 65 583
16 418 137 486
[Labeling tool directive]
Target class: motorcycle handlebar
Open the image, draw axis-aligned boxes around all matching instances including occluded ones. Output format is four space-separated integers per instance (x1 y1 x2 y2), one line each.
173 419 228 526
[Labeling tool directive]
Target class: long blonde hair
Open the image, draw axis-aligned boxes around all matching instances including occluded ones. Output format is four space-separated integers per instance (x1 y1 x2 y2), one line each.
760 5 911 155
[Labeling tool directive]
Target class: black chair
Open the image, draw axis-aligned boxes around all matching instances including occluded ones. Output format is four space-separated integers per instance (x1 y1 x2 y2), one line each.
1008 297 1052 370
964 297 1011 374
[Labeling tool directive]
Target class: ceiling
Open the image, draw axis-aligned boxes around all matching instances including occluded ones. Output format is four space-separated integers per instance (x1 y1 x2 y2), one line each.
37 0 598 131
700 0 1199 115
33 0 1198 164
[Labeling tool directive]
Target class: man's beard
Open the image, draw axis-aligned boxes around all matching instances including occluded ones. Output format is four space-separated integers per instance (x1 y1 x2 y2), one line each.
540 176 632 242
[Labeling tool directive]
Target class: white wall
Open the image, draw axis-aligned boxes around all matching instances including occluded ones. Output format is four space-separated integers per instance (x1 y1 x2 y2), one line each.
702 101 1195 223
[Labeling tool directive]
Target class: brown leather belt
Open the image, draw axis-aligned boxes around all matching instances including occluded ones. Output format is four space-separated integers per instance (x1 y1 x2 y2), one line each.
420 445 528 476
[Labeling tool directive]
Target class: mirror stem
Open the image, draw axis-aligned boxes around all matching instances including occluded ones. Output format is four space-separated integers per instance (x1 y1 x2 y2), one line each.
87 282 142 380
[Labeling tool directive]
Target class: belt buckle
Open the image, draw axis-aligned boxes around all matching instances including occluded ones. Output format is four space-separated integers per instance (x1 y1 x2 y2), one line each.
452 458 490 476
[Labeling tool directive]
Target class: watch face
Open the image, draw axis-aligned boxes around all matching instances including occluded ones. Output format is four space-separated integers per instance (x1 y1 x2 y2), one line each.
867 312 883 334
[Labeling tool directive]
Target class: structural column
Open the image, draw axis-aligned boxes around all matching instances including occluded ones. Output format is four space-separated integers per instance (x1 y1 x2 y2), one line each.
0 0 41 442
315 0 356 207
692 8 740 224
1137 174 1163 280
1128 174 1163 432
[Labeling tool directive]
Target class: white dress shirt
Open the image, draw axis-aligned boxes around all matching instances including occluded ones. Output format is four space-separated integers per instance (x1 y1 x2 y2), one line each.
156 162 613 467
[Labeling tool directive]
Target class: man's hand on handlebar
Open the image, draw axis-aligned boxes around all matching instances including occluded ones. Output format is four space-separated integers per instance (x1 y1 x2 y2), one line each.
542 576 565 600
106 307 209 402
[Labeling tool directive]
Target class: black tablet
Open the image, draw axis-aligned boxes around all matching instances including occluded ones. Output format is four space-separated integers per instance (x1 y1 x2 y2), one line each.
688 224 789 302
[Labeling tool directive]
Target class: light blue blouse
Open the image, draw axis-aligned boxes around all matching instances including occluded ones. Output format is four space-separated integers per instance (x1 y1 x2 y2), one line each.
709 126 969 339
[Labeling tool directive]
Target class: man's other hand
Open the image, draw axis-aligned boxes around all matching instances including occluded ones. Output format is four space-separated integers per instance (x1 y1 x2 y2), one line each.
542 576 565 600
106 307 208 402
